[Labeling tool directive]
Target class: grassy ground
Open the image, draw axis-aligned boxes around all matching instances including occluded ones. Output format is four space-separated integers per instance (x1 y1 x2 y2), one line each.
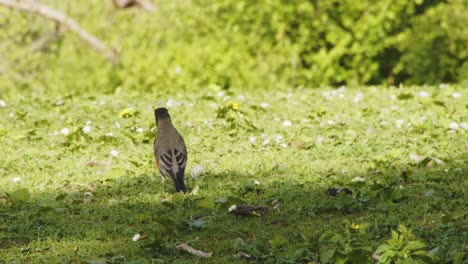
0 85 466 263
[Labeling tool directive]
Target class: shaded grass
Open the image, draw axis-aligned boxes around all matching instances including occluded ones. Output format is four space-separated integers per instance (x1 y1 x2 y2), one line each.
0 85 467 263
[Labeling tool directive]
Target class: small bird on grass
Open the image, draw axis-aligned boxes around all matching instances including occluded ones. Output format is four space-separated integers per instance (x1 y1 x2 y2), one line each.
153 107 187 193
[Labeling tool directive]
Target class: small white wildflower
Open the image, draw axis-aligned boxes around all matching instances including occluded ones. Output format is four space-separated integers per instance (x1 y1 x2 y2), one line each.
301 118 310 123
115 121 121 129
82 125 92 134
282 120 292 127
286 93 292 98
110 149 119 157
418 116 426 124
254 180 260 185
280 143 287 148
380 121 388 126
327 120 336 125
424 190 435 197
99 100 106 106
316 136 324 143
186 102 194 107
13 177 20 183
135 127 143 133
452 92 461 98
274 117 280 122
398 185 403 190
237 95 245 101
0 100 6 107
448 122 459 130
84 192 93 197
191 165 204 178
260 102 269 108
208 102 217 108
353 92 364 103
390 105 398 111
166 99 181 108
319 122 325 127
106 132 113 137
390 94 397 100
174 65 182 75
132 234 141 242
460 122 468 130
217 91 226 97
228 205 237 212
351 176 365 182
50 131 58 136
396 119 405 129
248 136 256 144
60 128 70 136
86 120 92 125
9 112 14 117
418 91 430 97
439 83 447 89
261 133 268 138
262 139 270 146
275 135 283 143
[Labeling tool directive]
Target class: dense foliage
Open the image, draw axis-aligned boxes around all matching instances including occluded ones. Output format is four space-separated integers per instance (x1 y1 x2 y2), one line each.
0 0 467 95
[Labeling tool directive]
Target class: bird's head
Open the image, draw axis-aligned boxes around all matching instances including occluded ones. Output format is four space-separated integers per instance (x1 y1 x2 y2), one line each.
154 107 171 125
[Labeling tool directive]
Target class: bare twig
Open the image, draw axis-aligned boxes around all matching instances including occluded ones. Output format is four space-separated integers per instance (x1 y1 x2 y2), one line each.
0 0 118 63
176 243 212 258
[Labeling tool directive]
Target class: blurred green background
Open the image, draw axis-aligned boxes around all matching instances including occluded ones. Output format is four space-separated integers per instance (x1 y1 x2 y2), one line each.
1 0 467 95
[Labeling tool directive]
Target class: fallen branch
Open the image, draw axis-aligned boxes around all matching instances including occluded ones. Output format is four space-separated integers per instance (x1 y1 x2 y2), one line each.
0 0 118 63
229 205 269 217
176 243 212 258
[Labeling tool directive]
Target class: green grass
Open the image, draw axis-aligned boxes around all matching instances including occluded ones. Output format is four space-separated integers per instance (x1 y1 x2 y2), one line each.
0 85 467 263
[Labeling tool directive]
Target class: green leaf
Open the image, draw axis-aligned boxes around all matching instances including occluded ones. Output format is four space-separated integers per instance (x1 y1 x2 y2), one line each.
375 244 393 254
197 197 215 210
397 93 414 100
269 235 288 250
402 240 426 252
9 188 31 203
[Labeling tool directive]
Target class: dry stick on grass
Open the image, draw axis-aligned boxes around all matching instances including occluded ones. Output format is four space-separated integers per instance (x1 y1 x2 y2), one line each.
0 0 118 64
176 243 212 258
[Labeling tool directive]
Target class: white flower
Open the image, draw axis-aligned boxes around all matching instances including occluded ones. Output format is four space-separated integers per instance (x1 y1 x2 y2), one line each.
353 92 364 103
316 136 324 143
9 112 14 117
0 100 6 108
380 121 388 126
136 127 143 133
390 95 397 100
460 122 468 130
262 139 270 146
274 117 280 122
132 233 141 242
166 99 181 108
84 192 93 197
228 205 237 212
390 105 398 111
418 116 426 124
106 132 113 137
260 102 269 108
237 95 245 101
110 149 119 157
351 176 365 182
439 83 448 89
418 91 430 97
99 100 106 106
280 143 287 148
254 180 260 185
217 91 225 97
275 135 283 143
452 92 461 98
448 122 459 130
82 125 92 134
191 165 204 178
208 102 217 108
395 119 405 129
60 128 70 136
327 120 336 125
115 121 121 129
13 177 20 183
282 120 292 127
248 136 256 144
174 65 182 75
86 120 92 125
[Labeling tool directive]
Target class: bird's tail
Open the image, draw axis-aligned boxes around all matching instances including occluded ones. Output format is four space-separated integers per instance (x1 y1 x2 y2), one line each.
174 173 187 193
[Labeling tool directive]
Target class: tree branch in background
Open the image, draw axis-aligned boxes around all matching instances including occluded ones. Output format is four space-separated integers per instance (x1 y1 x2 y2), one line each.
113 0 156 12
0 0 119 64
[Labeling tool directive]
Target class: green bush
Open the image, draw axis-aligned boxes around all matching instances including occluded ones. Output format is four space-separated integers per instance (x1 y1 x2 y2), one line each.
0 0 465 95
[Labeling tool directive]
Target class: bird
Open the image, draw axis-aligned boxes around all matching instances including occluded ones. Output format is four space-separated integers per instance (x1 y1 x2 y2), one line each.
153 107 187 193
